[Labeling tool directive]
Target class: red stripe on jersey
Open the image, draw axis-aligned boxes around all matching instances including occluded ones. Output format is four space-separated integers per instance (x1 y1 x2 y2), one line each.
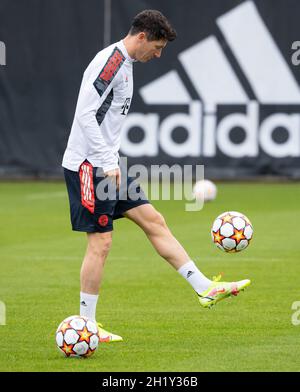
94 47 125 97
79 162 95 214
99 48 125 82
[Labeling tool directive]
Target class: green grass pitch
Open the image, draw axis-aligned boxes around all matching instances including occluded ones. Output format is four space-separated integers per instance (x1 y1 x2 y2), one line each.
0 181 299 372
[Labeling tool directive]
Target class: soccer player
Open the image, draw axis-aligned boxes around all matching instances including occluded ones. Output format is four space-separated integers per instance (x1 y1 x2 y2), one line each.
62 10 250 342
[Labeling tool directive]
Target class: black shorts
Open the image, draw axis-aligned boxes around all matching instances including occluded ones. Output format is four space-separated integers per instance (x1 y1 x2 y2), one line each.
64 161 150 233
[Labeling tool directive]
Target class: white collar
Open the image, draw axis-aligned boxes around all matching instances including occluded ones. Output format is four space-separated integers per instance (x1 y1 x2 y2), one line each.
118 40 136 63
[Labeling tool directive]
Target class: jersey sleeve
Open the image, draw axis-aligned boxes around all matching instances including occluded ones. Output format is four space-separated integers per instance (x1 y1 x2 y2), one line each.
76 47 125 172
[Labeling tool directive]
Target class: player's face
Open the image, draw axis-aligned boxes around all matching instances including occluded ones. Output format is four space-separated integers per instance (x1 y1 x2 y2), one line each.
135 34 167 62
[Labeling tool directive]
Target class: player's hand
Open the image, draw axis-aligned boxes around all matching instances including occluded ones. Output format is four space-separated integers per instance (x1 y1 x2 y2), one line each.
104 167 121 190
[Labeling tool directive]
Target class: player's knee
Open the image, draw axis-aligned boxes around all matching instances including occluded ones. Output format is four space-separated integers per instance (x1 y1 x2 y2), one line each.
147 211 167 233
100 237 112 256
88 234 112 259
155 212 167 227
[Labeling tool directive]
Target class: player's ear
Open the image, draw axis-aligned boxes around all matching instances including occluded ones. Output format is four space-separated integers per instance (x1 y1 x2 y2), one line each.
137 32 147 42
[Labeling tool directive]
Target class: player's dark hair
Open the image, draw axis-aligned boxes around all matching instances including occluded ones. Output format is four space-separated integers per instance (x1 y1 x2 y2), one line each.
129 10 177 42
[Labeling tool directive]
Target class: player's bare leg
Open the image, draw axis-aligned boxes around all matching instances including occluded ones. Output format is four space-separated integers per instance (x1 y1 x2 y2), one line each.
124 204 250 307
124 204 211 290
80 231 123 342
124 204 195 269
80 232 112 294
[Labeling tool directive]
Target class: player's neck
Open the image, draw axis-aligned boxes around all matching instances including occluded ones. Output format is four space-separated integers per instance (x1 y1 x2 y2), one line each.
122 35 137 60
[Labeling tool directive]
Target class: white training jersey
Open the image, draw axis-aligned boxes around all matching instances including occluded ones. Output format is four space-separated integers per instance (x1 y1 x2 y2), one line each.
62 40 134 173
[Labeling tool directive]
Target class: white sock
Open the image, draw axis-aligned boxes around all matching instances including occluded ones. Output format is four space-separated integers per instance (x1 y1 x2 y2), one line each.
177 261 212 294
80 292 99 322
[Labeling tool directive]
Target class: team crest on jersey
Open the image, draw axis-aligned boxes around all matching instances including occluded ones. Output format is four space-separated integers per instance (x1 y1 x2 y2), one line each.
94 47 125 97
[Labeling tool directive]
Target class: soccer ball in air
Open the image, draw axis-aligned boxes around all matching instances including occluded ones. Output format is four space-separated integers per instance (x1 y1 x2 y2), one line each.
211 211 253 252
193 180 217 202
56 315 100 357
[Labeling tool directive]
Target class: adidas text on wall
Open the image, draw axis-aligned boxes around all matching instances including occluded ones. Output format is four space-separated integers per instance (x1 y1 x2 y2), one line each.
121 1 300 160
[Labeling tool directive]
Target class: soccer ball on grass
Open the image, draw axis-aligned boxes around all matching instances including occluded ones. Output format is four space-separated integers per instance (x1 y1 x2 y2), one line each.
193 180 217 202
56 315 100 357
211 211 253 252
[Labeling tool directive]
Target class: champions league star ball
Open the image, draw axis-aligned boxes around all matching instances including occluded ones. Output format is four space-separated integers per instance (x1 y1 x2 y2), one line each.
193 180 217 202
211 211 253 252
56 315 100 357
